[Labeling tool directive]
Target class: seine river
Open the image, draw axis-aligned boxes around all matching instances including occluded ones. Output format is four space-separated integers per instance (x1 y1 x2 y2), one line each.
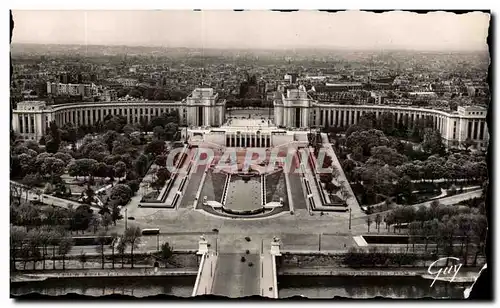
12 275 467 299
11 276 196 298
278 276 467 299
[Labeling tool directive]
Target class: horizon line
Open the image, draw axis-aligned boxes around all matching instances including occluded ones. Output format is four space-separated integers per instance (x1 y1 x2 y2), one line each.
10 42 488 53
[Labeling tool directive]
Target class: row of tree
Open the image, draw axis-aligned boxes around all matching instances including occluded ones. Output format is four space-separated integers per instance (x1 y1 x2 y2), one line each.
330 113 487 205
11 224 175 271
343 247 433 268
365 200 488 266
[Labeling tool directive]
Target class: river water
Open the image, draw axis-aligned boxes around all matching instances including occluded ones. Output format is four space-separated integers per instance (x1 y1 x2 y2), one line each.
278 276 467 299
11 275 468 299
11 276 195 298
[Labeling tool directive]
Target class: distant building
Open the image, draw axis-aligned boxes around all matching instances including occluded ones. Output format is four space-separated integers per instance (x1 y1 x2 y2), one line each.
284 73 298 84
325 82 363 91
114 78 139 87
408 92 438 99
273 88 489 150
185 88 226 127
47 82 98 98
99 89 118 102
370 91 388 104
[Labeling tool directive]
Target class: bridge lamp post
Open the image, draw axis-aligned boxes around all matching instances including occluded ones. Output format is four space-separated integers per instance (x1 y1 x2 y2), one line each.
124 208 128 230
348 208 352 231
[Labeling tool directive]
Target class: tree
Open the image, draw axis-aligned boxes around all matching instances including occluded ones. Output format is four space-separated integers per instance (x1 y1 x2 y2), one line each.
164 122 178 141
375 214 382 233
46 229 63 270
358 112 377 129
370 146 407 167
11 226 27 271
109 203 123 225
58 237 74 271
70 205 94 233
113 161 127 180
122 124 135 135
109 232 118 269
340 187 351 202
429 200 440 220
109 184 133 206
112 135 135 156
456 214 472 265
350 145 365 163
156 167 171 183
79 251 87 269
102 212 112 231
366 216 372 233
37 228 53 270
422 128 445 156
61 122 77 144
145 140 165 157
124 226 142 269
378 112 396 135
117 237 127 268
341 159 356 178
408 221 420 252
416 205 428 226
134 154 149 176
95 231 108 269
155 155 167 167
319 173 333 184
46 121 62 153
331 165 340 179
151 179 164 193
102 130 120 152
346 129 387 157
41 157 66 183
94 162 108 178
18 203 40 229
54 152 73 165
472 214 487 266
68 158 99 180
395 176 413 204
81 140 108 159
160 242 174 268
88 214 101 234
153 126 166 141
325 182 340 194
22 173 41 201
422 220 433 253
462 138 476 151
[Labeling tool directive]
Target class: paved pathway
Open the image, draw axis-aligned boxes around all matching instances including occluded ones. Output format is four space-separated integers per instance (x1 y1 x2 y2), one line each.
351 189 483 220
260 251 277 298
321 133 362 215
193 252 218 296
287 172 307 210
179 166 205 209
298 150 323 210
211 253 260 298
10 181 100 211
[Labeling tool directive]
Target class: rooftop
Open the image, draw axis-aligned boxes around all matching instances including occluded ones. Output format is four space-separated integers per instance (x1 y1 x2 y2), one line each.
190 88 215 98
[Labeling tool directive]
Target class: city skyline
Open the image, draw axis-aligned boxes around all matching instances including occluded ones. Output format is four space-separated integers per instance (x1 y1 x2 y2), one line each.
11 10 490 51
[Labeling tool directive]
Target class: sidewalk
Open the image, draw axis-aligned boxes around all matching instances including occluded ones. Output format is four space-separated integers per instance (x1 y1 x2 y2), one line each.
260 253 276 298
11 267 198 282
193 252 218 296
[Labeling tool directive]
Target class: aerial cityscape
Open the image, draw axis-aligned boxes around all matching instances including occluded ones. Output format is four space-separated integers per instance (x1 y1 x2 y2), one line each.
10 10 490 299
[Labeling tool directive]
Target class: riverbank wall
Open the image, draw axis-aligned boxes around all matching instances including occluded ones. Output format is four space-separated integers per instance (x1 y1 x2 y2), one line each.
11 268 198 283
278 251 485 277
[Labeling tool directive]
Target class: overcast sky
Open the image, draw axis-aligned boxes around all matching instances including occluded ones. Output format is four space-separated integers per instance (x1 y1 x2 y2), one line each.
11 10 490 51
